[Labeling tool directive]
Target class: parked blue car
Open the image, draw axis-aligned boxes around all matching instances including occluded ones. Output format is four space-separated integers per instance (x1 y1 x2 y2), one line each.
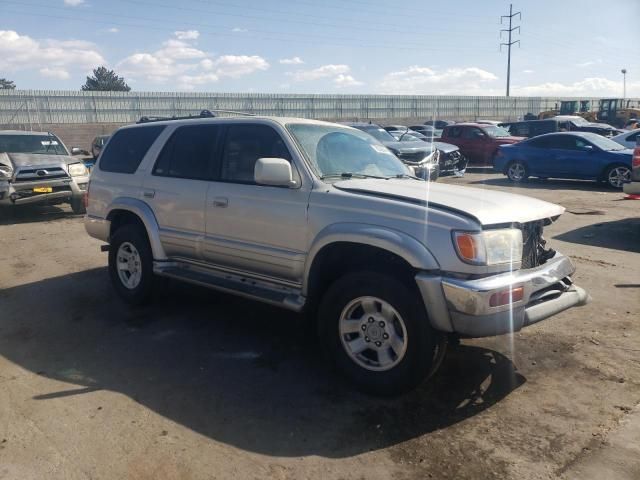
494 132 633 189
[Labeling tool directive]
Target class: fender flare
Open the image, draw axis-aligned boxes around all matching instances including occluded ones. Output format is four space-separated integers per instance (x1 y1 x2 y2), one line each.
106 197 167 260
302 222 440 295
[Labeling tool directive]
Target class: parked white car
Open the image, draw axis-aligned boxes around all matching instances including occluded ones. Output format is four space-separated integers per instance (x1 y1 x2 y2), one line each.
611 129 640 149
85 115 590 395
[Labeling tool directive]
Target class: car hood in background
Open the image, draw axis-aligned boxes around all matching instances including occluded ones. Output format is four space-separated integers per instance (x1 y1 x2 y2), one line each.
431 141 459 154
1 152 76 168
333 179 565 226
382 140 433 153
493 136 526 144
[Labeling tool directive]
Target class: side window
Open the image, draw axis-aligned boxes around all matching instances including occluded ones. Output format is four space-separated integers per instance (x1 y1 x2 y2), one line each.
515 124 530 136
153 124 219 180
220 124 292 184
99 126 165 174
546 136 574 150
527 137 549 148
462 128 484 139
446 127 463 138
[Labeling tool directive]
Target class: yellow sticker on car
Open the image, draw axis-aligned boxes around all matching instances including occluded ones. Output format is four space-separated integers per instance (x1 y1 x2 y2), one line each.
33 187 53 193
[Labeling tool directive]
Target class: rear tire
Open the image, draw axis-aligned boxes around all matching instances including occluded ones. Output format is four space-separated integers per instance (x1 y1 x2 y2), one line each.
108 224 154 306
318 271 444 396
506 160 529 183
604 164 631 189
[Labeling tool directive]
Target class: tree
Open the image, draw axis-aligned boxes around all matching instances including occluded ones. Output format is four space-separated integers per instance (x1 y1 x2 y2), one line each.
81 66 131 91
0 78 16 89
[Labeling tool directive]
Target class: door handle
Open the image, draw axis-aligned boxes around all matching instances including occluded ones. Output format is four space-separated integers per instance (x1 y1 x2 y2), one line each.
213 197 228 208
143 189 155 199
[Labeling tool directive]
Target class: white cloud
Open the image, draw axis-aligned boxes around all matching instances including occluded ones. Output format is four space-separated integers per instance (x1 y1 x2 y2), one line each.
232 27 248 33
378 66 499 94
290 64 350 82
107 27 119 33
279 56 304 65
334 74 363 88
522 69 534 74
39 67 71 80
174 30 200 40
117 33 268 89
64 0 85 5
0 30 105 77
575 59 602 68
513 77 639 97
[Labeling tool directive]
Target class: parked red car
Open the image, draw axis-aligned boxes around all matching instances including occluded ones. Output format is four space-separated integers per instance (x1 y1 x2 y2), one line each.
440 123 525 164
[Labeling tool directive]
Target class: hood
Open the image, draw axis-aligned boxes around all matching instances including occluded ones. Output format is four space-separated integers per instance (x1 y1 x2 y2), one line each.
333 178 565 226
1 152 77 168
494 136 525 144
581 122 616 130
382 140 432 153
431 141 459 153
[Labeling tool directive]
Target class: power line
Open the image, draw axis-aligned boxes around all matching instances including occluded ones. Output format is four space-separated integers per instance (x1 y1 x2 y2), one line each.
500 3 521 97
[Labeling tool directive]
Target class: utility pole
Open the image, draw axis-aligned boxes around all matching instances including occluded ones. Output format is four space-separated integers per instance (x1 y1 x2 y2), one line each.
621 69 627 102
501 4 521 97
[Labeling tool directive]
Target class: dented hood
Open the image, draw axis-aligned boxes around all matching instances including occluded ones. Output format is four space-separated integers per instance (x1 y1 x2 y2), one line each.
333 179 565 226
0 152 76 168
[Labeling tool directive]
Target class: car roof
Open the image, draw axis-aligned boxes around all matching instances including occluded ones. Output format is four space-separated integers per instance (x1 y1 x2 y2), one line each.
527 131 600 140
446 122 486 128
0 129 55 136
611 128 640 139
120 116 342 130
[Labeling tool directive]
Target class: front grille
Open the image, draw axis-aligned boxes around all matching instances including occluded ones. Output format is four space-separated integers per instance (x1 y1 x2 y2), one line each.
14 167 69 183
519 221 555 269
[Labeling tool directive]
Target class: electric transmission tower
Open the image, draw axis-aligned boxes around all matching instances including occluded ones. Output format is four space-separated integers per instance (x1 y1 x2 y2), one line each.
501 4 521 97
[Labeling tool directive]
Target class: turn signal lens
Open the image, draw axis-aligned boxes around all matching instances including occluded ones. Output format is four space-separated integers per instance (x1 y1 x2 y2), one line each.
489 286 524 307
454 233 479 262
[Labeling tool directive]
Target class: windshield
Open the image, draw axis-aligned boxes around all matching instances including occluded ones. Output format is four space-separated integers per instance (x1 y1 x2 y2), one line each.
287 123 411 179
392 132 425 142
584 133 627 151
356 126 397 143
0 134 68 155
483 125 511 137
569 117 589 126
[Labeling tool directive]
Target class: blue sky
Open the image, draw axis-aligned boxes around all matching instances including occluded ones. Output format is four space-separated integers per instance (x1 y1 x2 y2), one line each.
1 0 638 96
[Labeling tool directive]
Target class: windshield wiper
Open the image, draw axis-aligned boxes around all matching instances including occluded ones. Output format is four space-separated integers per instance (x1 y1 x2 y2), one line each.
320 172 388 180
394 173 423 180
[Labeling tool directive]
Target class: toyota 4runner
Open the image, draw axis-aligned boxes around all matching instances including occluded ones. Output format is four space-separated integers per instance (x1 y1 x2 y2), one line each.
0 130 89 213
85 115 590 395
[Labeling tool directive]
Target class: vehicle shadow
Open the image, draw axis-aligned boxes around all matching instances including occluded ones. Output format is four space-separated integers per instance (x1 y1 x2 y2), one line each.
0 268 526 458
0 204 80 225
468 176 616 193
553 218 640 254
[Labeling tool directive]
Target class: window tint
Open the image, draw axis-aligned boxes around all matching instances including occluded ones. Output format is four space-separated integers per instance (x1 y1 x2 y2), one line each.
220 124 291 183
543 135 579 150
446 126 463 138
153 125 219 180
99 126 165 174
462 128 484 139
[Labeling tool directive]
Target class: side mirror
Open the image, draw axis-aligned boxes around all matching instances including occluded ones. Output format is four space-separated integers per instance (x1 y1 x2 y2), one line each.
254 158 297 187
71 147 82 155
582 145 594 152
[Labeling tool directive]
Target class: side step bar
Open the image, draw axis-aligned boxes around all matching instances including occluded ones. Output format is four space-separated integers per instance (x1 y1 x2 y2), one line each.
153 262 306 312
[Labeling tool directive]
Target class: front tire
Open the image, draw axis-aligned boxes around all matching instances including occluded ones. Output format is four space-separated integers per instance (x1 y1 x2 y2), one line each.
318 271 444 396
108 224 154 305
506 160 529 183
70 196 86 214
604 164 631 189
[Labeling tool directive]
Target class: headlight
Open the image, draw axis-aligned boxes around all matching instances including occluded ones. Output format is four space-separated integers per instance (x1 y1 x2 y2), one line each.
453 229 523 266
419 149 439 165
68 163 88 177
0 164 13 179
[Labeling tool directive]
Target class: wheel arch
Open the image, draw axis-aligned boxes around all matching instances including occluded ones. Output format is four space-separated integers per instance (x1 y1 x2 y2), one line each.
303 223 440 299
106 197 167 260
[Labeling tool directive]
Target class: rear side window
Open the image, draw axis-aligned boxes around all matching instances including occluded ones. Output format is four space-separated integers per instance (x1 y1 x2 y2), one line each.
99 126 165 174
153 124 220 180
446 126 463 138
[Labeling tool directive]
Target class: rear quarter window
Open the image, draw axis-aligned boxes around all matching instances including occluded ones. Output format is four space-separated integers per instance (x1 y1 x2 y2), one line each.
99 126 165 174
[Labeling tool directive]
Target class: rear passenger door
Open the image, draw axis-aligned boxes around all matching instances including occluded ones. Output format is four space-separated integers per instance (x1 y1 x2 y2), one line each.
203 123 310 283
142 124 220 260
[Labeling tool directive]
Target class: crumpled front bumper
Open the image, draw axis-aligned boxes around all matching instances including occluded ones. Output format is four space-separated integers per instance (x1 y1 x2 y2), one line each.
0 175 89 206
416 253 590 338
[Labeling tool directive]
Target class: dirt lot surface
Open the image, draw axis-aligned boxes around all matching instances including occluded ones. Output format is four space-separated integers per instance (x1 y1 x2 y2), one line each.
1 169 639 480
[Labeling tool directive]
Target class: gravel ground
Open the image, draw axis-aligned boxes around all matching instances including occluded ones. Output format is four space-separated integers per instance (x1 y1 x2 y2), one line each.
0 169 638 480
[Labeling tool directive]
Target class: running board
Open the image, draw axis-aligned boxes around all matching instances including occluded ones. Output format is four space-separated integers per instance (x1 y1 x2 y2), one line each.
153 261 306 312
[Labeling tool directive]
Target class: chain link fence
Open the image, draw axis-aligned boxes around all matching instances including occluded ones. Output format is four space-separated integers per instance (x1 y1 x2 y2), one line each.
0 90 623 127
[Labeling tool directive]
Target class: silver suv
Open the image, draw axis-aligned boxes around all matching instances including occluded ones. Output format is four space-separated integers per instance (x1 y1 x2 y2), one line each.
85 115 590 395
0 130 89 213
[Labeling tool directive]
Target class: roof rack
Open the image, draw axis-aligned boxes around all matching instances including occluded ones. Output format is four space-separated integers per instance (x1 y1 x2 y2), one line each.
136 109 255 124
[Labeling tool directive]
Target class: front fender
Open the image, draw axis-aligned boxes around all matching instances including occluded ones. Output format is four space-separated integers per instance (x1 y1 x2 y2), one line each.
302 222 440 295
107 197 167 260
